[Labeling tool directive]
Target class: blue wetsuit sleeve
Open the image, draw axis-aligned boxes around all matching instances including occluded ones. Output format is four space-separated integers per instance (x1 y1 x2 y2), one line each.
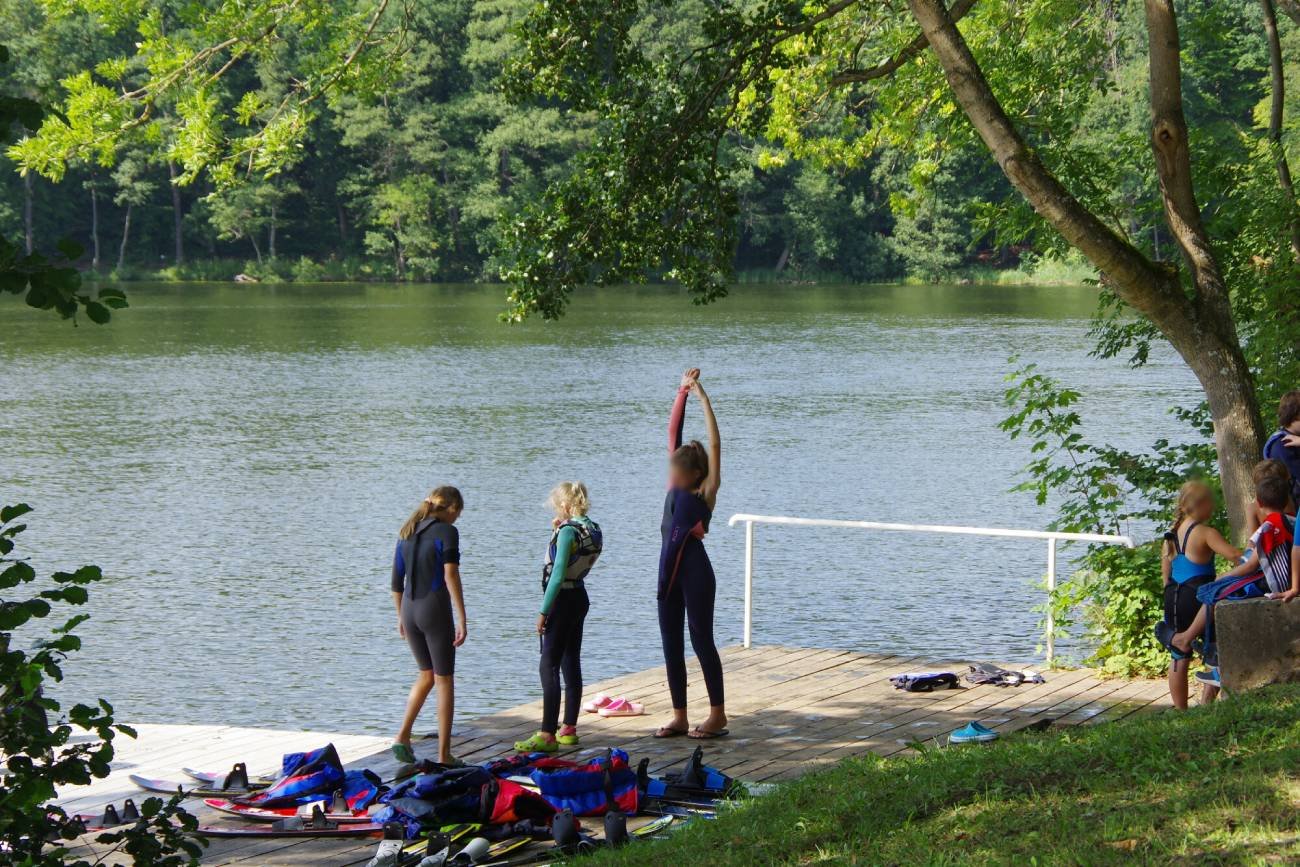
658 489 710 598
540 526 576 617
391 540 405 593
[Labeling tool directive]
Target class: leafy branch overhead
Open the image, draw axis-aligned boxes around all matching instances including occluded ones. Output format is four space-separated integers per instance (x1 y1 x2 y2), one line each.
10 0 414 187
1 42 124 320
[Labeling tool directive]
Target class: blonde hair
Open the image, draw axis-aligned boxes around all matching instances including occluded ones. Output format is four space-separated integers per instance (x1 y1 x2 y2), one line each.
1172 480 1213 531
549 481 590 519
399 486 464 539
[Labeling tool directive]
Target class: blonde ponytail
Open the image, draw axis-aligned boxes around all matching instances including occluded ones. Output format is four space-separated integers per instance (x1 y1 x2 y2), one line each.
400 486 464 539
549 481 590 519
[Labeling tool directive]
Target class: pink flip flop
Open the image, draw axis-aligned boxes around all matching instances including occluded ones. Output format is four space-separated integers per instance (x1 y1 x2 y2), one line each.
597 698 645 717
582 693 614 714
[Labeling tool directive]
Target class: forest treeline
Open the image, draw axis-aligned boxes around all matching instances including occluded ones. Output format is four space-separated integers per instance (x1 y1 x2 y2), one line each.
0 0 1282 284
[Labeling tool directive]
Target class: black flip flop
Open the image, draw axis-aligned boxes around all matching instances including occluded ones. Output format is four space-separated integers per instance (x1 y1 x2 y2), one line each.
653 726 689 739
1155 621 1191 660
687 727 729 740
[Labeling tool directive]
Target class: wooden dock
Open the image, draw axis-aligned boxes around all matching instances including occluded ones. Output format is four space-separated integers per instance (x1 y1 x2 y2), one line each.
64 645 1172 865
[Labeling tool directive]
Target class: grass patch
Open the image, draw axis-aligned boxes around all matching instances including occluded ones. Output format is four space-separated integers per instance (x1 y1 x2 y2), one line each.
597 685 1300 865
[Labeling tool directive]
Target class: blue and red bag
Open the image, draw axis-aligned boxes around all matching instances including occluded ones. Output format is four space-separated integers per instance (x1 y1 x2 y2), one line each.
237 743 346 808
530 749 637 816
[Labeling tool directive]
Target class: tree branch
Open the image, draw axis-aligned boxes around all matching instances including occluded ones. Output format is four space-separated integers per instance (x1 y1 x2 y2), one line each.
831 0 976 86
1261 0 1300 258
904 0 1188 328
1277 0 1300 25
1143 0 1231 319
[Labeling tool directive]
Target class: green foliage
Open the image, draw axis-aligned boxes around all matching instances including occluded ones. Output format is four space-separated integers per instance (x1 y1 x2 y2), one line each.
1000 361 1218 675
11 0 411 186
0 505 202 865
1 40 124 321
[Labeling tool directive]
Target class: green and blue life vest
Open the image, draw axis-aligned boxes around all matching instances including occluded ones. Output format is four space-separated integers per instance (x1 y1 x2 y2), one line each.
542 517 604 590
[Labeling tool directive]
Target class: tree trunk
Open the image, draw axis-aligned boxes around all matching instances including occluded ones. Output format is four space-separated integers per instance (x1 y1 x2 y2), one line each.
393 217 405 279
1261 0 1300 258
907 0 1264 537
23 172 33 254
268 205 277 260
774 238 793 272
248 232 262 264
1144 0 1263 536
1277 0 1300 24
498 147 511 193
89 186 101 270
336 202 349 244
168 161 185 265
117 203 132 271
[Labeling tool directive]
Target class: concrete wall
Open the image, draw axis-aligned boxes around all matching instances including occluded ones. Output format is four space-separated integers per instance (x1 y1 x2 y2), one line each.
1218 598 1300 692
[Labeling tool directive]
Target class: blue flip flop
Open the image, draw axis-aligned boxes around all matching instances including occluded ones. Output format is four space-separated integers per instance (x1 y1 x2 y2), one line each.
949 722 999 744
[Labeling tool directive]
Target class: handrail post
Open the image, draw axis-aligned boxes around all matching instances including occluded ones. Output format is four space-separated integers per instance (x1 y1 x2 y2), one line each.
743 520 754 649
1045 537 1057 665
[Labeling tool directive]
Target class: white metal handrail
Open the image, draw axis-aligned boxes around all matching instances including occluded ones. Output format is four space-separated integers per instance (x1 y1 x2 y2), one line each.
727 513 1136 664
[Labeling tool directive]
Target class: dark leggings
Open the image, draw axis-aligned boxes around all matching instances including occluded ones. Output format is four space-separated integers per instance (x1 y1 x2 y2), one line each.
540 586 589 733
658 549 724 709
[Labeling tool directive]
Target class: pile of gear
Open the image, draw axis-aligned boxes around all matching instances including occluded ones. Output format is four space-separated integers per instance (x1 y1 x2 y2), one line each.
91 744 741 866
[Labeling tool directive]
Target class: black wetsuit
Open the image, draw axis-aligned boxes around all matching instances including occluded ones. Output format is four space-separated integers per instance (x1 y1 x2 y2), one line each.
658 386 725 709
392 518 459 676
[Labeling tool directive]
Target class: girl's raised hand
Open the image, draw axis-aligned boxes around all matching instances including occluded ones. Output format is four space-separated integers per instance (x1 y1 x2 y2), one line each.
680 368 701 389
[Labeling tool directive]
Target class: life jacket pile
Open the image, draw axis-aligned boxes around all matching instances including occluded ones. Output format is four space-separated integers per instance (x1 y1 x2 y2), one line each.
237 743 383 810
372 765 555 839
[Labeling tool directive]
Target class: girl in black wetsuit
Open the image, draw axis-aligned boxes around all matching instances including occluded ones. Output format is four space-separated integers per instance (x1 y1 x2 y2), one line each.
390 486 468 765
655 368 728 740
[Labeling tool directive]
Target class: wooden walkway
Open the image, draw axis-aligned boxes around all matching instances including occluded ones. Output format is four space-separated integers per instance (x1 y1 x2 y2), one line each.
65 645 1171 865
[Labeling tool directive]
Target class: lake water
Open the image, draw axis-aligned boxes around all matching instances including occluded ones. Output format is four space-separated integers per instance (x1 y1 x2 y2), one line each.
3 282 1199 734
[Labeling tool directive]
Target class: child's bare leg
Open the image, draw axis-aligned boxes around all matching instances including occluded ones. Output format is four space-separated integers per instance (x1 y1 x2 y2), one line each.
1172 606 1208 653
435 675 455 763
1200 682 1220 705
1168 657 1190 710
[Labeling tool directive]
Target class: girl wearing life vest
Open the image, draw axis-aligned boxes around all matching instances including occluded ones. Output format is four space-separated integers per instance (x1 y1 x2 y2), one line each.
1156 480 1240 710
655 368 727 740
515 482 604 753
391 486 468 765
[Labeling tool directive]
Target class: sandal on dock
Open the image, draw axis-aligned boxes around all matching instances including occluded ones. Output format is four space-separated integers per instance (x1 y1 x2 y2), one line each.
653 726 688 739
582 693 614 714
687 727 729 740
598 698 645 717
390 743 416 764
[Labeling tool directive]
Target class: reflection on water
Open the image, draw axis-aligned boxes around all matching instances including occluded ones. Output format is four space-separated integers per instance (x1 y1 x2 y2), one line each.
1 283 1198 732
